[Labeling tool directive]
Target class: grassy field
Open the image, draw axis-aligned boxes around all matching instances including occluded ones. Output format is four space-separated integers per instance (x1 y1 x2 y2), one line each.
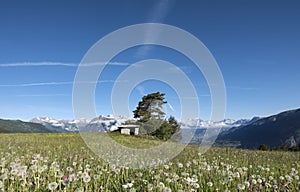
0 133 299 191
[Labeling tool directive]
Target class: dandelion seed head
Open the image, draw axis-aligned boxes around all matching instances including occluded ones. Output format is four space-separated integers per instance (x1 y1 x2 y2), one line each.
147 183 153 191
257 178 262 184
241 181 248 188
177 163 183 168
279 176 284 180
83 175 91 183
207 181 213 187
236 183 244 190
48 182 58 190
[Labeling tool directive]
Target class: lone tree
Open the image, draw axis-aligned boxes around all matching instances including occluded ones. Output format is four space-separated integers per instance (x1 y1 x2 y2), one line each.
133 92 167 122
133 92 181 141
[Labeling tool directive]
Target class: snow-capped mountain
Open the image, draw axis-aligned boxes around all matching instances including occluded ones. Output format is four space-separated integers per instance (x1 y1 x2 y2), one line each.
30 117 89 132
180 117 259 130
30 115 134 132
179 117 260 144
83 115 134 132
30 115 259 133
30 115 260 145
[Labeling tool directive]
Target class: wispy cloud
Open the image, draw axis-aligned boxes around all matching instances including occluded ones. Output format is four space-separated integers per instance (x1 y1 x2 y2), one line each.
0 62 77 67
199 94 211 97
80 62 130 67
136 0 174 57
0 61 129 68
0 81 74 87
16 94 70 97
0 80 124 87
136 85 146 95
227 86 258 91
166 65 195 75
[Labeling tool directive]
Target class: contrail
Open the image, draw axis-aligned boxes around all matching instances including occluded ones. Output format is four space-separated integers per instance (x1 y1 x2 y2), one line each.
148 0 173 23
0 80 125 87
168 103 175 112
136 0 175 57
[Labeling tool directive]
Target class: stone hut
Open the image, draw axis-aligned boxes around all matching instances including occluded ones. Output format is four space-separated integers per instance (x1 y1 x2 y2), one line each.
118 125 139 135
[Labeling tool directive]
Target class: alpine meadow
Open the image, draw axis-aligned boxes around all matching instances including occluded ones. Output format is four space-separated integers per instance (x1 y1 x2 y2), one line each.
0 133 299 191
1 1 300 192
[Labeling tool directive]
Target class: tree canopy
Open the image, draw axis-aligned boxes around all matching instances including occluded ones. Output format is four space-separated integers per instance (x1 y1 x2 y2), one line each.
133 92 181 141
133 92 167 122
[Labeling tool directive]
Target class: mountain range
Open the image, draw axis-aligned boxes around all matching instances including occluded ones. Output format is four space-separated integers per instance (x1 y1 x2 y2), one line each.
30 117 88 132
0 115 259 136
217 108 300 149
180 117 259 130
29 116 257 132
30 115 134 132
1 108 300 149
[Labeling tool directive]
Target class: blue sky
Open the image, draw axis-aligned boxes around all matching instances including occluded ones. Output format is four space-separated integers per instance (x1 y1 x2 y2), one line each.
0 0 299 121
